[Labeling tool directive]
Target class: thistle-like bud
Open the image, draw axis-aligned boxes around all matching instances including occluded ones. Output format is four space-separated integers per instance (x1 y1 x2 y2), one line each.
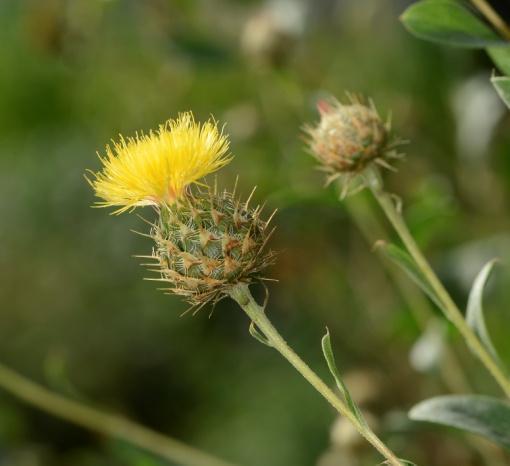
304 95 403 195
144 186 276 309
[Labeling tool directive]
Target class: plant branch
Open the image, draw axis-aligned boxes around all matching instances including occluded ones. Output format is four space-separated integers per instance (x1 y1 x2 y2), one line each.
0 362 236 466
365 167 510 398
229 282 404 466
470 0 510 41
345 193 471 394
345 193 509 466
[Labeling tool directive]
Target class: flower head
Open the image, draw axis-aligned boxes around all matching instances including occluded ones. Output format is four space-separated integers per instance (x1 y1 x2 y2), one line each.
142 184 276 309
304 94 404 196
88 112 232 214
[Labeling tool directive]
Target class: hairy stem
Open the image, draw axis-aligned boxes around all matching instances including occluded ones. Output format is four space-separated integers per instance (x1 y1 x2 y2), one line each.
0 362 236 466
365 167 510 398
470 0 510 40
229 282 404 466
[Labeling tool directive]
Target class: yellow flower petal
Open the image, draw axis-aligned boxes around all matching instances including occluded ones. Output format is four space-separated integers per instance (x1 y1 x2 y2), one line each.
88 112 232 214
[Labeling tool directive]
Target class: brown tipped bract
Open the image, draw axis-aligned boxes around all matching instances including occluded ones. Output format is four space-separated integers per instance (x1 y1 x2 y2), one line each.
144 186 276 309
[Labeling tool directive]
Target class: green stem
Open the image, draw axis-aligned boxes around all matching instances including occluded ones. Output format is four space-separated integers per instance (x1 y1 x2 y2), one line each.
365 167 510 398
229 282 404 466
345 194 510 466
470 0 510 41
0 362 236 466
345 194 471 395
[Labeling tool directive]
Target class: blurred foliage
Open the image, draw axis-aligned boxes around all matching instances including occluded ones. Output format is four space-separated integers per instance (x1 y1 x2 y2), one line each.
1 0 510 465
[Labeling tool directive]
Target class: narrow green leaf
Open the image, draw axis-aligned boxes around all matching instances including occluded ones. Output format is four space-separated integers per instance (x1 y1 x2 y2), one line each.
375 242 442 309
401 0 504 48
466 259 501 362
492 75 510 108
321 329 365 424
249 321 272 347
487 46 510 75
410 395 510 450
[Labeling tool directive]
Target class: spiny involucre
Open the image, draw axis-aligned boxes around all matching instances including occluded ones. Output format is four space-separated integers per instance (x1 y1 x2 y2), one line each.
142 185 276 308
87 112 276 308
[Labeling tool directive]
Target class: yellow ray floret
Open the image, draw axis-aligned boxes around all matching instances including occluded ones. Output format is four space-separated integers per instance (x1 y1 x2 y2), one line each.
88 112 232 214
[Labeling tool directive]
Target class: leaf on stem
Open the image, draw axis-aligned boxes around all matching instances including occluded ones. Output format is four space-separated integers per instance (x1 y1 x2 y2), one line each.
321 328 365 424
492 75 510 108
487 47 510 76
249 321 272 347
401 0 505 48
375 241 442 310
466 259 502 363
410 395 510 450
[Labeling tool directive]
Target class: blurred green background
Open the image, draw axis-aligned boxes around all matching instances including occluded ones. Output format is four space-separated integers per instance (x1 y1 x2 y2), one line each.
1 0 510 465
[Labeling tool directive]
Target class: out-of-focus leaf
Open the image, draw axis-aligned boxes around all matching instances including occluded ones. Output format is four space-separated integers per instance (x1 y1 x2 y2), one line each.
409 319 446 372
375 242 442 309
466 259 501 362
321 329 365 425
401 0 504 48
410 395 510 450
492 75 510 108
487 47 510 75
109 440 169 466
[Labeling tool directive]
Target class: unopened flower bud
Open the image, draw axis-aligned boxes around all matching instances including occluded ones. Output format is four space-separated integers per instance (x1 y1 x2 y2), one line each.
305 95 404 195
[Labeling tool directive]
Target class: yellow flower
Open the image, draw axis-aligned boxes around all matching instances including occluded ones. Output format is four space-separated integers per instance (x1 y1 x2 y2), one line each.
88 112 232 214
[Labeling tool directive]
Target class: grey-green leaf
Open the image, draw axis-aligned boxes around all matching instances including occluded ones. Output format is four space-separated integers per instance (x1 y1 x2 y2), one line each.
375 242 442 310
321 329 365 424
410 395 510 450
466 259 501 362
248 321 272 347
401 0 505 48
492 75 510 108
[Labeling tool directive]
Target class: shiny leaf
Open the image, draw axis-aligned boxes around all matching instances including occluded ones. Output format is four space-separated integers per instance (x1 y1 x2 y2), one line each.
487 47 510 75
401 0 504 48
